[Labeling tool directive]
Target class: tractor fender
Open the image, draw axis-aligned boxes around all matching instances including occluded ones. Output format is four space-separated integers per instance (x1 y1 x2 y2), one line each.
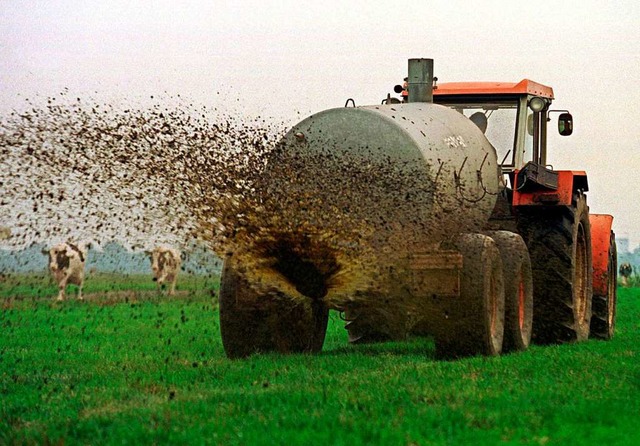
589 214 615 296
512 170 588 206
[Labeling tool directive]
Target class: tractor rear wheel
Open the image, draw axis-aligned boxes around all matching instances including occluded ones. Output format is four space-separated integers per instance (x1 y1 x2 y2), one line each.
219 261 329 359
434 233 505 359
517 193 593 344
590 232 617 340
486 231 533 352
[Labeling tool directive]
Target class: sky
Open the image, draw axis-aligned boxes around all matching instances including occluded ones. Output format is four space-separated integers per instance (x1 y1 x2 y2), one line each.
1 0 639 249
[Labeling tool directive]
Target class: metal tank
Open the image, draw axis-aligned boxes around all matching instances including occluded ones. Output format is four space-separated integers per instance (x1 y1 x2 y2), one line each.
275 101 500 246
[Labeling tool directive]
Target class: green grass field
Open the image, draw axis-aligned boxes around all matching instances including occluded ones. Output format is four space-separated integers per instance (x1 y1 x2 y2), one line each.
1 275 639 445
0 272 219 299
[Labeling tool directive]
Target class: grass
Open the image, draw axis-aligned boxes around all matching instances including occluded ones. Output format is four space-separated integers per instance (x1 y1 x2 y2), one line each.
1 277 639 445
0 272 219 299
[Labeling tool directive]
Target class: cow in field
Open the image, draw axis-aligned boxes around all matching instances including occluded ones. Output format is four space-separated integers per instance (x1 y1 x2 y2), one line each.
619 262 633 287
42 242 89 301
147 246 181 296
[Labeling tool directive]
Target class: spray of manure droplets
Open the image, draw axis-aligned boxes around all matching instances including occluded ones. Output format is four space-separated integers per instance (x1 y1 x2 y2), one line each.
0 93 284 253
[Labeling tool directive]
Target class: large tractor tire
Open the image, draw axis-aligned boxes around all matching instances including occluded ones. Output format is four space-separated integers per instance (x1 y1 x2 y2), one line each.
485 231 533 353
433 233 505 359
517 193 593 344
219 261 329 359
590 232 617 340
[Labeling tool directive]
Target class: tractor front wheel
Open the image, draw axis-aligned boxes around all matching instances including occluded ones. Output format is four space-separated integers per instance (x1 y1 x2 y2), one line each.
590 232 617 340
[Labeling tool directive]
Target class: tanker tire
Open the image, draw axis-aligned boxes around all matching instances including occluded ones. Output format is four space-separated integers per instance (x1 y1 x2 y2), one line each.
485 231 533 352
590 232 617 340
517 193 593 344
434 234 505 359
219 261 329 359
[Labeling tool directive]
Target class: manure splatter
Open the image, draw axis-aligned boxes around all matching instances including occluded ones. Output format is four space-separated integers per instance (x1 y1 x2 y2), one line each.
0 93 279 252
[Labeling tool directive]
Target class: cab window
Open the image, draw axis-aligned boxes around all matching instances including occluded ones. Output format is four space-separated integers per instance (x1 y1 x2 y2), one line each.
437 99 519 167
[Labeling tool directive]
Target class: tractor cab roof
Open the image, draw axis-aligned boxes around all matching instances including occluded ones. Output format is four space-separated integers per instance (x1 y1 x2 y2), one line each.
433 79 554 99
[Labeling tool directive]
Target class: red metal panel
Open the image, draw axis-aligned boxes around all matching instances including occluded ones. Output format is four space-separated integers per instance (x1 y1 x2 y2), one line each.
512 170 580 206
590 214 614 296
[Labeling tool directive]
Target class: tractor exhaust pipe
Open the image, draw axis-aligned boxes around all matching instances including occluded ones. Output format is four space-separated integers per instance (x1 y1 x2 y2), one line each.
408 58 434 103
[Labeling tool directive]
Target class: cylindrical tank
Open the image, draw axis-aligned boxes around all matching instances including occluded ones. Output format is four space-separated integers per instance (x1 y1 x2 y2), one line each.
269 102 499 248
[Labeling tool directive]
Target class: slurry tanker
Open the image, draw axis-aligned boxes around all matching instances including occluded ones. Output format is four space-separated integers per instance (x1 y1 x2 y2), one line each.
219 58 617 359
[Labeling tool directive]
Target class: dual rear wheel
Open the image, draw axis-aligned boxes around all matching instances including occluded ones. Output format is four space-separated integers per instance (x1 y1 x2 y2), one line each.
433 232 533 359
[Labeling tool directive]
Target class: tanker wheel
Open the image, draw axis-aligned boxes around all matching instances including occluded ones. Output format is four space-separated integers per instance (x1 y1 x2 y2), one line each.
219 262 329 359
517 193 593 344
486 231 533 353
434 233 505 359
590 232 617 340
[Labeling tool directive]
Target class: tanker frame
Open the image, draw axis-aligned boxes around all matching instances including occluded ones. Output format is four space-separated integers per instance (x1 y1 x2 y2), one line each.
219 58 617 359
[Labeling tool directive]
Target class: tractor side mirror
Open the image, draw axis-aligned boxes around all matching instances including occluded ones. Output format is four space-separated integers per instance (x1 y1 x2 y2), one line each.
558 112 573 136
393 84 404 94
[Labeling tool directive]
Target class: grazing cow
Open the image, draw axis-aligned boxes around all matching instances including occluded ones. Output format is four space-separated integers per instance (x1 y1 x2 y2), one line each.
619 262 633 287
42 242 89 301
147 246 181 295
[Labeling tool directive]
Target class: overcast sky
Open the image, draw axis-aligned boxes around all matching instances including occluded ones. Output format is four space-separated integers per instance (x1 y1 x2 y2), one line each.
2 0 639 248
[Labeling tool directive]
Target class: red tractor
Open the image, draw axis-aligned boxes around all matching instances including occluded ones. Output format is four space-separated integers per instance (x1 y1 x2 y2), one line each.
219 58 617 359
429 69 616 349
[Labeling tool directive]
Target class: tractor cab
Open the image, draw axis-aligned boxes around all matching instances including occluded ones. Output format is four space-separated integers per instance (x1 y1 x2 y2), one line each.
431 80 573 174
